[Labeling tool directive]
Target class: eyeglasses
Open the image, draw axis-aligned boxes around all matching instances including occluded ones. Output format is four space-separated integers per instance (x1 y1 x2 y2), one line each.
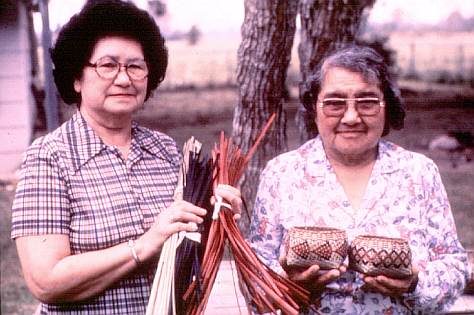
86 56 148 81
318 97 385 117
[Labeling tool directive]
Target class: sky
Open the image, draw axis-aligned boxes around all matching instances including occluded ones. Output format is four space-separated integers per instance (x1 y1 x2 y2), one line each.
43 0 474 34
369 0 474 24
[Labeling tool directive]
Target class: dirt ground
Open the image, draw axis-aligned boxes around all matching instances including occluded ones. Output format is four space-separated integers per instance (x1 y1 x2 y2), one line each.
1 84 474 313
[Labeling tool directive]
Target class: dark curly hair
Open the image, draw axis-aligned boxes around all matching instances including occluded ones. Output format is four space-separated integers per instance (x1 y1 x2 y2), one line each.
300 45 405 136
51 0 168 105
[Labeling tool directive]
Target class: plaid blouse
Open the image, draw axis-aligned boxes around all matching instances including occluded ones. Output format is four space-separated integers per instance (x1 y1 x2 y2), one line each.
11 112 180 314
249 137 470 314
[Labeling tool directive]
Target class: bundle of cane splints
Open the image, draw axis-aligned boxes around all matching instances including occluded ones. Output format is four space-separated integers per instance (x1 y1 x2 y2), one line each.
146 114 312 315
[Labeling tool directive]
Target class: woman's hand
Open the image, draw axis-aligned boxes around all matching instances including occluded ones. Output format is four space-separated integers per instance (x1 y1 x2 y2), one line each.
212 184 243 220
138 184 242 262
361 266 419 297
138 200 207 261
279 256 347 297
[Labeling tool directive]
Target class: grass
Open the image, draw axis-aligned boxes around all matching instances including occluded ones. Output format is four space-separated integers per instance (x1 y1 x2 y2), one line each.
1 188 38 314
440 166 474 249
2 86 473 313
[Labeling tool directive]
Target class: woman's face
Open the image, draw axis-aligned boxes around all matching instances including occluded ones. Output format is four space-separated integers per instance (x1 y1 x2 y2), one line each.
74 36 148 122
315 66 385 163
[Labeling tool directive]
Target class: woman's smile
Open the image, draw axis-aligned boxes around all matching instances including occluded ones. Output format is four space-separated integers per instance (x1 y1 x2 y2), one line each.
336 128 367 137
108 93 135 98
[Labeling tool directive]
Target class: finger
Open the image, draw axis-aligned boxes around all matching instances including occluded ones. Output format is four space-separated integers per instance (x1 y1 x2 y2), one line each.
316 268 341 285
339 265 347 273
363 276 399 297
214 184 242 215
173 200 207 217
280 269 289 279
279 255 289 271
169 221 199 234
171 211 205 224
363 276 389 294
375 275 411 292
215 184 241 198
289 264 320 282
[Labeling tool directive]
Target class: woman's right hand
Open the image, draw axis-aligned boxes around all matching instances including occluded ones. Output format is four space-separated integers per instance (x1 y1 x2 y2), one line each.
137 200 207 261
279 256 346 297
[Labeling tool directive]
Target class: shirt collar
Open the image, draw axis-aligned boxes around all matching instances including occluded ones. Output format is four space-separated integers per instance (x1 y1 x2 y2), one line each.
64 112 106 172
305 136 400 177
374 139 401 175
65 112 178 172
132 123 179 166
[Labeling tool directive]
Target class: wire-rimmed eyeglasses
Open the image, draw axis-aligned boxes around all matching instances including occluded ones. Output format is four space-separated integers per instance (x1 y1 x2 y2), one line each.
318 97 385 117
86 56 148 81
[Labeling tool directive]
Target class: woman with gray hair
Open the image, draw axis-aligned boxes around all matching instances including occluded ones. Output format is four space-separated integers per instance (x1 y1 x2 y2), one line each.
249 45 470 314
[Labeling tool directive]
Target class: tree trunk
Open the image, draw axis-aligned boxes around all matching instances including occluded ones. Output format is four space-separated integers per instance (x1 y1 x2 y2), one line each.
296 0 375 142
232 0 298 234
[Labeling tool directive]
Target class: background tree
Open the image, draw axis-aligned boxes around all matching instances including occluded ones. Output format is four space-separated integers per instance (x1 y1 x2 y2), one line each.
232 0 298 232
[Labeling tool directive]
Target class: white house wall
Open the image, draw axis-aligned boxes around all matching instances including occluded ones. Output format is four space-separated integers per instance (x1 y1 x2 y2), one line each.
0 1 35 181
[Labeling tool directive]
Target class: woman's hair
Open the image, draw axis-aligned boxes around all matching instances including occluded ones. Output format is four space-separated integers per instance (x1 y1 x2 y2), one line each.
300 45 405 136
51 0 168 105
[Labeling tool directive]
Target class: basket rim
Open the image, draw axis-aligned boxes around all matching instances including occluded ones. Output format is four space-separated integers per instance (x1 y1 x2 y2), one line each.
354 235 408 243
290 226 346 233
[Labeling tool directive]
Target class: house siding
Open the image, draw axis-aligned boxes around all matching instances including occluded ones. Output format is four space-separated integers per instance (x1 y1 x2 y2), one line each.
0 1 35 180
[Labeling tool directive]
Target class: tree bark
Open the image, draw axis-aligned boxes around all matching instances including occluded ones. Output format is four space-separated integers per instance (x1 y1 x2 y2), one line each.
296 0 375 142
232 0 298 234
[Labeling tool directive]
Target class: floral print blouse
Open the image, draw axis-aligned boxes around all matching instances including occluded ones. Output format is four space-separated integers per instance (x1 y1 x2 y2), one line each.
249 137 470 314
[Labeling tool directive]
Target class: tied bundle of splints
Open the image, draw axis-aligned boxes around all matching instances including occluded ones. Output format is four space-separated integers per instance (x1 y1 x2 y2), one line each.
147 114 311 314
146 137 214 315
183 113 312 315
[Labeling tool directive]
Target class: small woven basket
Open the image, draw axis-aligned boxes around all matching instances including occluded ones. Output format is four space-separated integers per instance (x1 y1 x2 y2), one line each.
348 235 412 279
284 226 348 269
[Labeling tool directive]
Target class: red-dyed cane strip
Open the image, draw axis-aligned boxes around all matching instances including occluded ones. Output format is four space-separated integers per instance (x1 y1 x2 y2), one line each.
184 114 312 314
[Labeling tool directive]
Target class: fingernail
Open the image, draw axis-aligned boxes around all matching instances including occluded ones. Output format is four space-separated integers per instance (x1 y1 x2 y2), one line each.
189 222 198 230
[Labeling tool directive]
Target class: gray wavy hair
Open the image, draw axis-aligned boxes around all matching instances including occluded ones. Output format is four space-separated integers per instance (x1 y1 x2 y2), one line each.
300 45 405 136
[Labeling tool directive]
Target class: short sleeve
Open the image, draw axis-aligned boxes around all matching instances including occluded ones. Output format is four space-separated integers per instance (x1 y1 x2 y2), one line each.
11 140 71 239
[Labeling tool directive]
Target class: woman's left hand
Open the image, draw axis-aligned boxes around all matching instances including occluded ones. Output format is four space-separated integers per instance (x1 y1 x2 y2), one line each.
361 265 419 297
212 184 243 220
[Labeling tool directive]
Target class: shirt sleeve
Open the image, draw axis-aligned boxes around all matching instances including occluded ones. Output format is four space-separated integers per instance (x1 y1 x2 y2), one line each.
248 160 285 274
405 161 470 313
11 139 71 238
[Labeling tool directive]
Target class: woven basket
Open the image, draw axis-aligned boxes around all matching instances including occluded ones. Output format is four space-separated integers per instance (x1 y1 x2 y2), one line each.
348 235 412 279
284 226 348 269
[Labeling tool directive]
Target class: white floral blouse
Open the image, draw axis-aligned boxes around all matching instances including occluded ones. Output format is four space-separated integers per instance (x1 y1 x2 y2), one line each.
249 137 470 314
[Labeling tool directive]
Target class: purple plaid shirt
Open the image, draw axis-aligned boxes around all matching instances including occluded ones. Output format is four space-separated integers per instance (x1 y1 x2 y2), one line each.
11 112 180 314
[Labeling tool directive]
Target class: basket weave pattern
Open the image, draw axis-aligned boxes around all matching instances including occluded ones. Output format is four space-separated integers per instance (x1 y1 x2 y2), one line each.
285 227 348 269
348 235 412 279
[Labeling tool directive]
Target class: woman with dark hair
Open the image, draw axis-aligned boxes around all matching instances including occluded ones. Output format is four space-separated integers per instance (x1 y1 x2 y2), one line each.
249 45 470 313
11 1 241 314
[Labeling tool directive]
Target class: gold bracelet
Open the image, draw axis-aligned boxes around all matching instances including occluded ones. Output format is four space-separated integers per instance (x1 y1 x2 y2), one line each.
127 239 141 265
